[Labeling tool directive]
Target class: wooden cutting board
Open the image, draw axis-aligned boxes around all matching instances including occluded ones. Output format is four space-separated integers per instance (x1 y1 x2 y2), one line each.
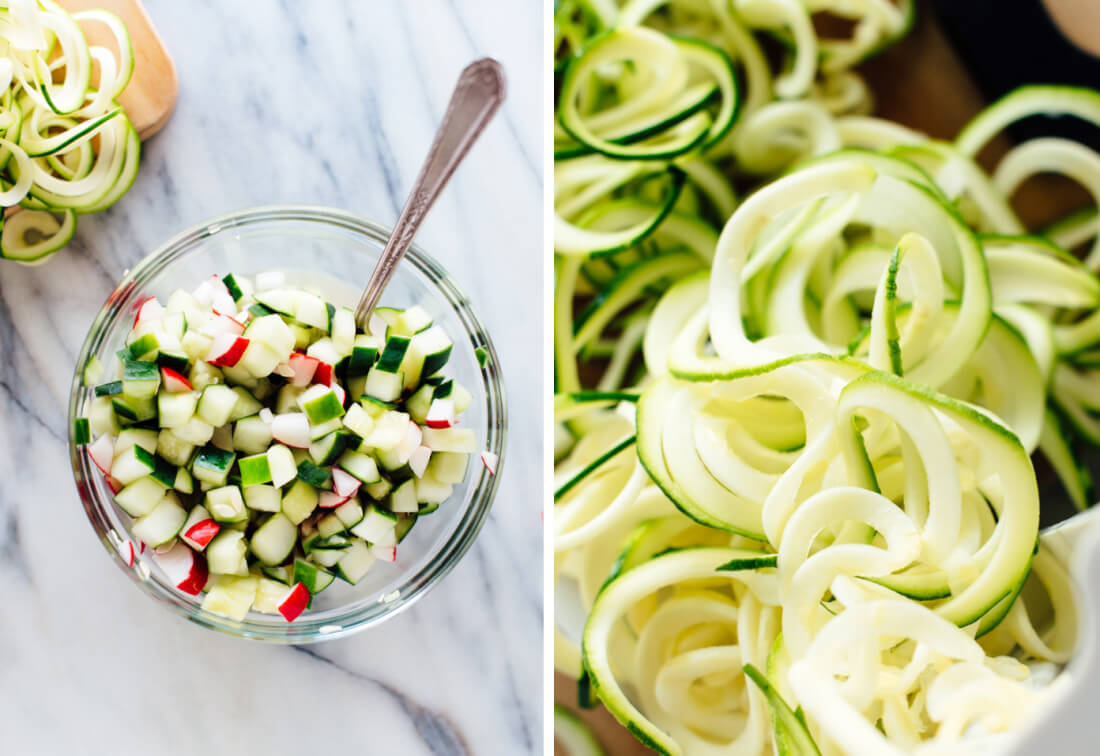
554 4 1092 753
59 0 177 139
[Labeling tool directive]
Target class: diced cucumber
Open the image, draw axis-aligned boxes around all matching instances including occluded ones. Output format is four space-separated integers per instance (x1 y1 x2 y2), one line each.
221 272 247 302
157 390 197 428
252 576 292 614
233 415 273 455
395 515 418 542
372 307 401 330
293 558 335 593
112 394 156 424
310 547 344 568
331 308 356 355
431 378 453 399
290 323 312 350
395 305 433 335
297 459 332 489
173 466 194 494
452 382 472 413
347 337 380 377
298 384 345 424
250 513 297 565
197 384 239 427
309 430 348 466
427 451 469 484
150 455 179 488
364 410 410 451
422 427 478 453
406 384 435 424
202 574 257 620
350 504 398 545
276 384 305 414
295 292 331 331
121 355 160 399
238 453 272 486
89 396 121 437
115 428 159 456
239 341 281 378
188 360 222 390
260 564 292 585
131 493 187 547
267 444 298 487
377 336 410 372
402 326 452 388
220 363 259 390
228 386 264 421
342 403 375 439
317 513 346 538
94 380 123 397
335 539 376 584
114 476 168 517
417 476 453 506
390 479 418 513
181 330 214 363
364 478 393 500
281 480 318 524
206 531 250 576
306 337 342 366
205 485 247 523
334 500 364 529
111 444 157 485
192 445 236 486
244 314 295 355
244 483 281 512
337 450 381 484
253 288 296 317
172 416 215 445
83 354 103 386
155 350 190 375
310 417 344 440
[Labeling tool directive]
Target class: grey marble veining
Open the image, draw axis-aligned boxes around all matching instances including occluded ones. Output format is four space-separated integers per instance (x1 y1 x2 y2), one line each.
0 1 543 753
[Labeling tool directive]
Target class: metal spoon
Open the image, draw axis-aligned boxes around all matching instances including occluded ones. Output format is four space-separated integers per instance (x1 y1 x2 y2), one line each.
354 58 506 328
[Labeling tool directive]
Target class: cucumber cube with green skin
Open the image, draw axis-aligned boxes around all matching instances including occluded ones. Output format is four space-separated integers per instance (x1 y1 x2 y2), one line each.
427 451 469 484
131 493 187 547
244 314 295 356
298 384 345 424
267 444 298 488
297 459 332 489
395 305 433 335
121 355 160 399
359 395 397 416
376 336 410 373
293 558 335 593
451 382 472 413
115 428 159 456
238 453 272 486
364 410 410 451
250 513 297 565
406 384 435 424
475 346 488 367
158 391 197 429
228 386 264 421
336 450 380 484
281 480 318 524
346 341 379 377
202 574 257 619
317 513 345 538
395 515 418 542
309 417 343 441
155 350 190 375
238 341 282 378
261 564 292 585
431 379 453 399
294 292 331 331
390 479 418 513
206 531 250 576
111 444 157 485
112 395 157 424
127 332 163 361
197 384 240 427
331 308 356 355
334 500 364 529
188 360 222 391
363 478 392 500
89 396 121 437
206 485 247 523
243 484 281 512
309 431 348 466
192 445 237 486
233 415 273 455
341 403 375 439
172 416 215 446
221 363 259 390
174 466 194 494
221 273 247 302
150 455 179 488
181 330 214 363
335 539 376 584
94 380 123 397
416 476 453 506
421 427 478 453
350 504 398 545
114 476 168 517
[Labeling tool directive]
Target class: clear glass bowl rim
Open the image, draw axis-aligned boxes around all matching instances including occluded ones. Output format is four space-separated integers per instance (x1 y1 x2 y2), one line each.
67 204 506 643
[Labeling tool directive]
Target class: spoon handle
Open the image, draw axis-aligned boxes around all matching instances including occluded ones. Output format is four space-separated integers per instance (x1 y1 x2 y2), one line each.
355 58 506 327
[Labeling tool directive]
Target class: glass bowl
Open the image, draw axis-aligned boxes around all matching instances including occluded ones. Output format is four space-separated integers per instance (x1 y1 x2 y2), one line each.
67 205 506 642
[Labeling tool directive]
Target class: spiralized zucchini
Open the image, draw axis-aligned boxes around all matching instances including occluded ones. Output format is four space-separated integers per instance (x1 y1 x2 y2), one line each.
0 0 138 264
554 2 1093 754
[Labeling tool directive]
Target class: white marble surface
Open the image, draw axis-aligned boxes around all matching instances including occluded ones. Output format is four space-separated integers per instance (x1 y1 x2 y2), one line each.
0 2 542 753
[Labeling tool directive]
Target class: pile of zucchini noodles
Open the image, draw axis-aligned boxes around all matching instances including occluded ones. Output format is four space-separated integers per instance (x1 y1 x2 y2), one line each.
0 0 138 264
554 2 1095 754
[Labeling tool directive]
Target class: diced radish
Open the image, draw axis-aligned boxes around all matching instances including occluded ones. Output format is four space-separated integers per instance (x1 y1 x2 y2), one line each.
206 276 237 315
117 539 136 567
207 333 250 367
271 413 310 448
318 491 350 509
88 435 114 474
154 542 208 596
313 362 333 386
278 582 310 622
140 541 147 554
259 407 274 424
372 544 397 562
182 518 220 550
133 296 163 327
480 451 498 476
332 382 346 406
425 398 456 429
256 271 285 292
200 313 245 338
273 361 296 379
331 468 361 498
212 310 246 333
105 474 123 494
288 353 319 387
395 422 422 464
409 445 431 478
160 367 193 393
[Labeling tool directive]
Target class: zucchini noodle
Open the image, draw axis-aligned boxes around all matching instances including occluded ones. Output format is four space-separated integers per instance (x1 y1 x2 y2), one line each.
553 3 1094 754
0 0 138 264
